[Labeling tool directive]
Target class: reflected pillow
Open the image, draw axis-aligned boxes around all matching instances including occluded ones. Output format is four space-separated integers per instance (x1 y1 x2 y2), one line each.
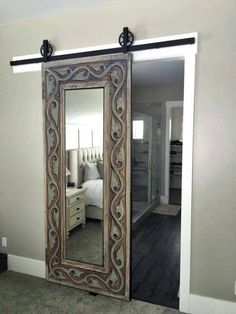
84 162 100 182
97 159 104 179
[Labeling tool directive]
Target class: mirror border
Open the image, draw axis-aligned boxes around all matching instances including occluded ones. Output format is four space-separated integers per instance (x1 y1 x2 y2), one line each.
42 54 131 300
62 82 107 270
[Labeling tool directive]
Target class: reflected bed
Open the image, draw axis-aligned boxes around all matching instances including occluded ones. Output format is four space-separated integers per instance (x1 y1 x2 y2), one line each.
67 147 103 220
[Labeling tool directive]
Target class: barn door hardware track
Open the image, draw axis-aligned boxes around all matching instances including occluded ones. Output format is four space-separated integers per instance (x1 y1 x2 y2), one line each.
10 27 195 67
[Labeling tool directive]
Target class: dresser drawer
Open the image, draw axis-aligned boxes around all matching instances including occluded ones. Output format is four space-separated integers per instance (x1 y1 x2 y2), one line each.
69 201 85 217
66 188 86 237
68 193 84 206
70 210 85 229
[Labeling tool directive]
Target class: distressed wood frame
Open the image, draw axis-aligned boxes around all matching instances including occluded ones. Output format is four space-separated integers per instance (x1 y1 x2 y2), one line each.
42 54 131 300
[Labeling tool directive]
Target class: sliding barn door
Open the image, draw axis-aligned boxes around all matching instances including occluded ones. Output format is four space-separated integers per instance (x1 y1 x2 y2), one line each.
42 53 131 300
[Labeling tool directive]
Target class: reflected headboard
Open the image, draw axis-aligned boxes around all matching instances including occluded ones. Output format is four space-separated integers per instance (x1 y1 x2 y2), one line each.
67 147 103 187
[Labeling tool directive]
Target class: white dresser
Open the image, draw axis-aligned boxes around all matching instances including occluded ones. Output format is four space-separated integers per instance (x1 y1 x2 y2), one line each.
66 188 86 238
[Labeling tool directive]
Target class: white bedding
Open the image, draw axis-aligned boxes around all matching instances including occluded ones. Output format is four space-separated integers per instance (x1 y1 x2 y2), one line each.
82 179 103 208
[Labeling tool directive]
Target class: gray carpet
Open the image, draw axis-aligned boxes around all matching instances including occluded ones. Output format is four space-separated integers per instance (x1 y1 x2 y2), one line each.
0 271 182 314
66 219 103 265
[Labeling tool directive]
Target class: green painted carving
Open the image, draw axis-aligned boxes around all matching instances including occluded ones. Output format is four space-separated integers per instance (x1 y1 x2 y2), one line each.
90 63 106 72
116 246 124 267
111 171 120 192
47 130 55 152
116 147 124 168
110 69 120 87
117 96 125 113
111 117 121 139
47 77 54 97
115 200 124 219
48 184 55 206
52 158 58 176
108 269 119 286
73 70 89 80
87 277 102 288
50 104 58 126
111 220 120 240
69 269 83 279
53 68 71 77
54 270 67 280
49 232 56 250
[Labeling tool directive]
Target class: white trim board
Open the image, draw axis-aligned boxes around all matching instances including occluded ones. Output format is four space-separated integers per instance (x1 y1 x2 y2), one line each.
179 48 196 313
189 294 236 314
8 254 46 279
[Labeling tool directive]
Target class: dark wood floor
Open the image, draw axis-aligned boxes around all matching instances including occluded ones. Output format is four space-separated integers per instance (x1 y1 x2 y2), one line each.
169 188 181 205
131 212 181 309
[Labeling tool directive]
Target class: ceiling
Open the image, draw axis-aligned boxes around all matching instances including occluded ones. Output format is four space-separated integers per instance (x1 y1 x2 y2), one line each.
0 0 120 24
132 59 184 86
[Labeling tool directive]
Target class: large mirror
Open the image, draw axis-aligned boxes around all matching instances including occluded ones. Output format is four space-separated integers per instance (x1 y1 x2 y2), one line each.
65 88 104 266
43 54 131 299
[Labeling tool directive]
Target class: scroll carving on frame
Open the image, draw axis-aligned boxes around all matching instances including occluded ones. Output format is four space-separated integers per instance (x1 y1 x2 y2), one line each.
42 54 131 300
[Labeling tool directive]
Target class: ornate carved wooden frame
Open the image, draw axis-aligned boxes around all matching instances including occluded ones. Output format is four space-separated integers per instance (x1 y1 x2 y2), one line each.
42 54 131 300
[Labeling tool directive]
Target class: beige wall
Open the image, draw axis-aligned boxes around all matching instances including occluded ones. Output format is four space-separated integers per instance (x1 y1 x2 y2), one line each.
0 0 236 303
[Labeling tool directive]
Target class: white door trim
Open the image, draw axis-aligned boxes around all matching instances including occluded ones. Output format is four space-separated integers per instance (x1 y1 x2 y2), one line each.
12 32 197 314
164 101 183 204
179 51 196 313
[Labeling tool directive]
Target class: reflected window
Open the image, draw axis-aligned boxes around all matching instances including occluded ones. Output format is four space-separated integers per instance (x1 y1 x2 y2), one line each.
65 89 103 149
133 120 144 139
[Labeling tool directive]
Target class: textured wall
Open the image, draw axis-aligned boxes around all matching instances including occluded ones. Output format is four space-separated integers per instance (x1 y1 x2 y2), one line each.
0 0 236 302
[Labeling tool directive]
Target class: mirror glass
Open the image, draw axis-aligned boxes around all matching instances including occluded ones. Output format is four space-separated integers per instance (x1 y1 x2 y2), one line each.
65 88 104 266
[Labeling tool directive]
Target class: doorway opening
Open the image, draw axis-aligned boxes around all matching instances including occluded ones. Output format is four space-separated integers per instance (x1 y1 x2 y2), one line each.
131 57 184 310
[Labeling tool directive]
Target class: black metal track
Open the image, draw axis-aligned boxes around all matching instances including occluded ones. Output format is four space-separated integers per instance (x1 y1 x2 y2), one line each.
10 37 195 67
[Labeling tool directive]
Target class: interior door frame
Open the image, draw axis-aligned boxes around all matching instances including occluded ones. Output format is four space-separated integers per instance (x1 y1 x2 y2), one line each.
132 34 197 314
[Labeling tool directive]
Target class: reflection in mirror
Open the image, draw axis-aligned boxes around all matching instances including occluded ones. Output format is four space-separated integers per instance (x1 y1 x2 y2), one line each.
65 88 104 266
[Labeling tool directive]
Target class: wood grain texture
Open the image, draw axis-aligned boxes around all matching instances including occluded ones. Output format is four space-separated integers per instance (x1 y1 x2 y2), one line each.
42 54 131 300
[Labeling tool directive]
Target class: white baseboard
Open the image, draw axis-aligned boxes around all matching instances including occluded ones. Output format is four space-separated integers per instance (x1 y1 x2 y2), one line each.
8 254 46 279
190 294 236 314
160 195 168 204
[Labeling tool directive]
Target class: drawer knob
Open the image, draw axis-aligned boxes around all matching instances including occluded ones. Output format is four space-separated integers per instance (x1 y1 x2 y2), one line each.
77 208 80 211
77 217 80 220
77 197 80 200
